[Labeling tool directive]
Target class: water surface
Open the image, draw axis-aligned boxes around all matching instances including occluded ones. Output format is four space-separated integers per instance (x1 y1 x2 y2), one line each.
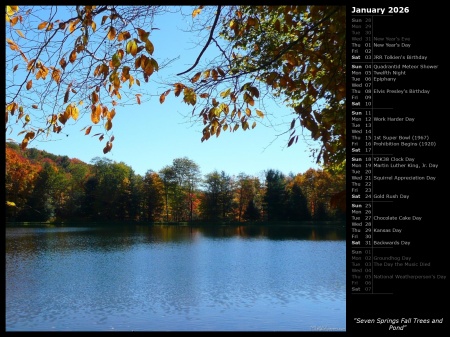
6 224 346 331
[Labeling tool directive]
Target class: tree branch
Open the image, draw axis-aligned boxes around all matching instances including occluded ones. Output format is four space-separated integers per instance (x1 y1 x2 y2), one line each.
176 5 222 76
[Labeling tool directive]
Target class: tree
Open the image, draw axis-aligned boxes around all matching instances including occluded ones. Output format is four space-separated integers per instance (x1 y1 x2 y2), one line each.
200 170 234 221
285 179 310 221
171 157 201 221
263 169 286 221
5 146 41 221
6 5 346 170
143 170 165 222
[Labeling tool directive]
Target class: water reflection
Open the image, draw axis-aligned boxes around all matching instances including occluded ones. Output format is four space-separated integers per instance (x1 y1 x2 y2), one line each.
6 223 345 331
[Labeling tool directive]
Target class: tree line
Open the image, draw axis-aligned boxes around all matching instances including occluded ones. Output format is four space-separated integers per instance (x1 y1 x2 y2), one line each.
5 142 345 224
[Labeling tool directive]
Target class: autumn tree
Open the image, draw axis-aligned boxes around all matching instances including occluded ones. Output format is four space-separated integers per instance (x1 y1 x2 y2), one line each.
6 5 346 172
5 146 41 220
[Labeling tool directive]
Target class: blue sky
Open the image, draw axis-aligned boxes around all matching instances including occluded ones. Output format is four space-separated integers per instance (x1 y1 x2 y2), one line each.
6 6 321 178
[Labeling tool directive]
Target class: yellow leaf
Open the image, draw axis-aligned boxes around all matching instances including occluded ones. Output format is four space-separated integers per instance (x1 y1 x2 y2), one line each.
252 121 256 129
91 21 96 32
68 19 79 33
38 21 48 30
16 29 24 38
26 80 32 90
220 88 231 98
245 107 251 116
25 114 30 122
91 105 101 124
107 26 116 40
256 109 264 118
7 6 19 16
126 39 138 56
192 6 203 18
71 106 79 120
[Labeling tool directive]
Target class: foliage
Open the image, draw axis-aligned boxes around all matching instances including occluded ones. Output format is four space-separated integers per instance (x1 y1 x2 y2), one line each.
5 142 345 223
6 5 346 171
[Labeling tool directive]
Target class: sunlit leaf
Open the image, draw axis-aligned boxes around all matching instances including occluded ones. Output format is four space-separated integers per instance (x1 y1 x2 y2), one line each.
220 88 231 98
243 92 254 106
252 121 256 129
69 50 77 63
191 72 201 83
137 28 149 42
7 6 19 16
105 119 112 131
126 39 138 56
68 19 79 33
52 68 61 84
160 89 170 104
192 6 203 18
71 106 79 120
16 29 24 38
107 26 117 40
91 105 101 124
174 83 185 97
38 21 48 30
256 109 264 118
118 31 131 41
59 57 67 69
145 40 154 54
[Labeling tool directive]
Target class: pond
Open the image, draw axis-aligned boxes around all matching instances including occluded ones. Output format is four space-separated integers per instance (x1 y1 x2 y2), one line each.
5 223 346 331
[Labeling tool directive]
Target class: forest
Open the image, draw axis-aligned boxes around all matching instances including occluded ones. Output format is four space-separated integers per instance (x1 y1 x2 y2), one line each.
5 142 345 224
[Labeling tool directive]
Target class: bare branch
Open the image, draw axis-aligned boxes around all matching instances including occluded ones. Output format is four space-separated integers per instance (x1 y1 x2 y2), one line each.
176 5 222 76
